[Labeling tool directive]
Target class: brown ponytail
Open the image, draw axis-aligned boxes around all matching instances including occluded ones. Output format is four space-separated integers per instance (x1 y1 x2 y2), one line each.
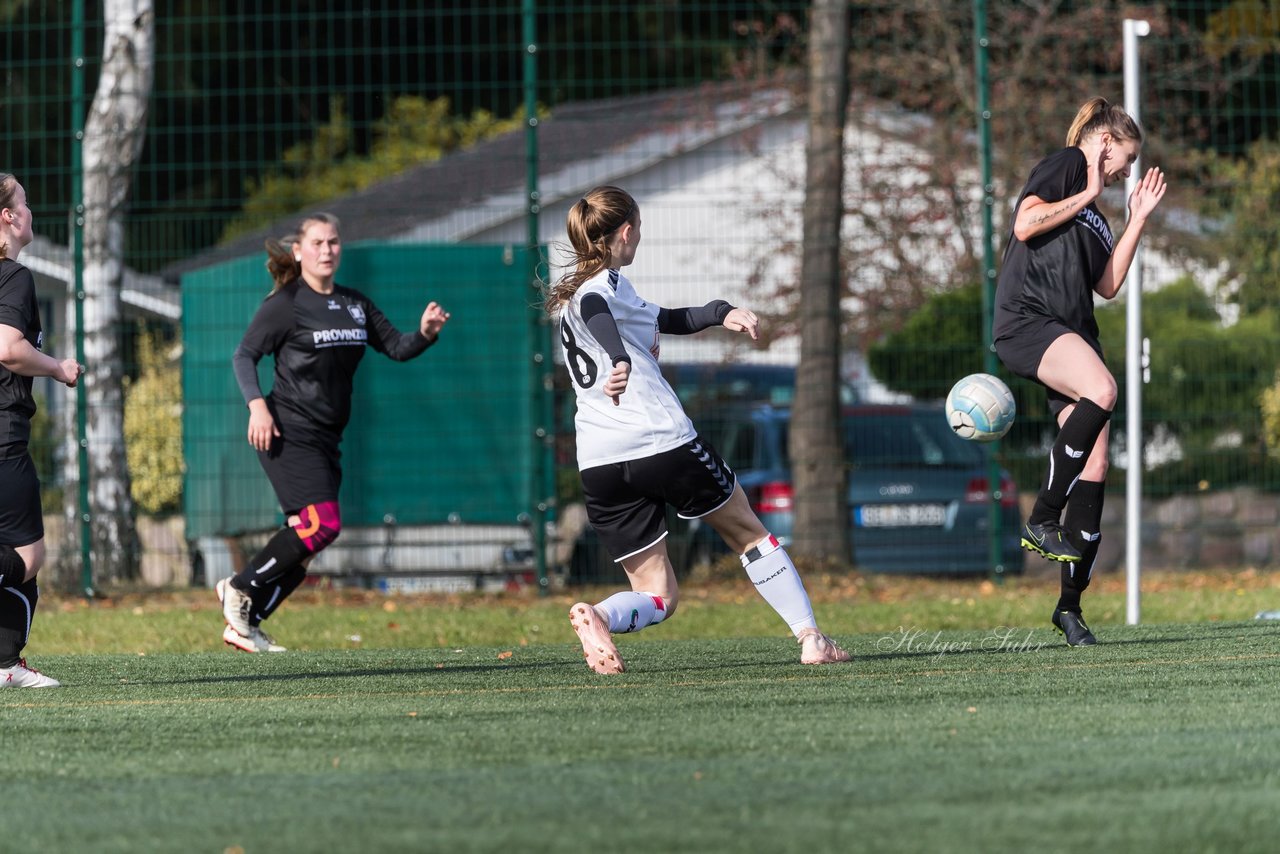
1065 97 1144 147
544 186 638 315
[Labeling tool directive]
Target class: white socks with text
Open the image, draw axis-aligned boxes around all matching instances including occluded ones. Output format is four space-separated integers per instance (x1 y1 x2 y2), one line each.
595 591 668 634
740 534 818 636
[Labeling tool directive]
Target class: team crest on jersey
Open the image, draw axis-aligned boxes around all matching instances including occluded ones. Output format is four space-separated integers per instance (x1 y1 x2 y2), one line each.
347 304 366 325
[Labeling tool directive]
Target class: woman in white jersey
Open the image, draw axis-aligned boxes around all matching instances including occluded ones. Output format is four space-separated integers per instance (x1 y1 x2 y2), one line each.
548 185 849 673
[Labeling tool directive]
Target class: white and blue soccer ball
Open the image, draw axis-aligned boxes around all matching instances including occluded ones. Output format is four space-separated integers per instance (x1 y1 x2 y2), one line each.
945 373 1015 442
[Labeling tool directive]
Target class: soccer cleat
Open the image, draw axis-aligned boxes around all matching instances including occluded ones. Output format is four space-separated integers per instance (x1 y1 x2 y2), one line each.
569 602 624 674
222 624 288 653
1020 521 1082 563
223 623 260 653
0 658 61 688
253 626 287 653
218 577 254 637
1052 609 1097 646
797 628 851 665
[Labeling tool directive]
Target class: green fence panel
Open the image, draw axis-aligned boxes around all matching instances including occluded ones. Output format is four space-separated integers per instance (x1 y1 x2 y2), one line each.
182 243 535 540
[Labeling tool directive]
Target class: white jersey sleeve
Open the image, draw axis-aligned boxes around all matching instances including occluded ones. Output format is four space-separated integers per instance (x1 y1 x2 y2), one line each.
559 269 696 469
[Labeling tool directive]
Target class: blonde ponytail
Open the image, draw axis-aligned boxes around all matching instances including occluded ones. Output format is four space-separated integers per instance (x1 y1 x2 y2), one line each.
1066 97 1144 147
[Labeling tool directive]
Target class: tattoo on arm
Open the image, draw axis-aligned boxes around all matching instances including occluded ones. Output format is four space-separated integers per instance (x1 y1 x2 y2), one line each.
1030 199 1078 226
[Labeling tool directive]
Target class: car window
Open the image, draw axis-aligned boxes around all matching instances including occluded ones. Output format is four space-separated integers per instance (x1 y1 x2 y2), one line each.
691 410 758 472
663 364 857 408
844 412 983 468
719 421 757 471
777 410 983 469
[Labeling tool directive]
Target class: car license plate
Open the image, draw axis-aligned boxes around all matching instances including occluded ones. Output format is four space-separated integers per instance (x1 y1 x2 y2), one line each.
856 503 946 527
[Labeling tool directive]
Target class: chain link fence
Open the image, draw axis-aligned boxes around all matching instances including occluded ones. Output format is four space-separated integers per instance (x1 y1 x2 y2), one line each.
2 1 1279 587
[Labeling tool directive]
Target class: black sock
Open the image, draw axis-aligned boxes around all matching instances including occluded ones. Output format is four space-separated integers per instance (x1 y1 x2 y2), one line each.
1056 480 1105 614
0 545 27 588
250 563 307 625
231 526 311 592
1030 398 1111 525
0 578 38 668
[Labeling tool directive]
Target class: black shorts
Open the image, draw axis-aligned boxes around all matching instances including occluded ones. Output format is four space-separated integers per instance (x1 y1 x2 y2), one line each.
0 454 44 546
258 422 343 514
581 436 737 562
995 316 1105 418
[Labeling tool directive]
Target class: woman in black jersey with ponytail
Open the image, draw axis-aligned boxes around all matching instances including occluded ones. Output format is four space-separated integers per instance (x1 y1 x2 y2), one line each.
993 97 1166 646
0 173 84 688
219 213 449 652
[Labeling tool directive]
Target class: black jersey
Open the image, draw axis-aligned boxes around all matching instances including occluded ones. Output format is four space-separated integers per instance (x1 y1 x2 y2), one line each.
232 279 432 436
993 147 1115 344
0 259 41 459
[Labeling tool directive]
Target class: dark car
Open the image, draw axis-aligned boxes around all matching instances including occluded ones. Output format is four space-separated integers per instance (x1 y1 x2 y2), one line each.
685 402 1025 574
658 362 859 409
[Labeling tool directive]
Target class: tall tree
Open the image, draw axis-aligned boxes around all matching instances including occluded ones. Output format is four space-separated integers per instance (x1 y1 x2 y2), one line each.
789 0 850 560
80 0 155 582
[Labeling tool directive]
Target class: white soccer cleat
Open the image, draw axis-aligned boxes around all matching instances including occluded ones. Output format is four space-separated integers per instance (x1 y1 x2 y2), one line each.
797 628 851 665
253 626 287 653
218 578 254 637
222 623 288 653
223 623 260 653
0 658 61 688
569 602 624 674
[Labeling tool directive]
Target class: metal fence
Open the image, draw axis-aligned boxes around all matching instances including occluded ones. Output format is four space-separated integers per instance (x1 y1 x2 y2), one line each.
3 1 1280 588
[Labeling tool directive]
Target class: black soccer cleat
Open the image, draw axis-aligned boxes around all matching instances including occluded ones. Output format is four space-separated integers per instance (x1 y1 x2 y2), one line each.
1052 609 1097 646
1020 521 1082 563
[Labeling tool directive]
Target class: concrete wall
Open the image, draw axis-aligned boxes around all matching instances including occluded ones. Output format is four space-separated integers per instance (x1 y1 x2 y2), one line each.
39 485 1280 587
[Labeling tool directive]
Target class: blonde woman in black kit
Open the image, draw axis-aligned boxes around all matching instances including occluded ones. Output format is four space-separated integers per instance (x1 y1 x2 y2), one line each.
219 212 449 652
993 98 1166 645
0 173 85 687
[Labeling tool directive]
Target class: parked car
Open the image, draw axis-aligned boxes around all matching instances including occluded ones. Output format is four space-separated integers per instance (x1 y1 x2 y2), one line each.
561 366 1016 580
658 362 859 408
681 402 1025 575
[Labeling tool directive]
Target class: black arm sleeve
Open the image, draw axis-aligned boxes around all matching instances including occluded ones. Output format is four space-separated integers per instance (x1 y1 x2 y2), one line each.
580 292 631 366
362 296 434 362
656 300 734 335
232 292 294 406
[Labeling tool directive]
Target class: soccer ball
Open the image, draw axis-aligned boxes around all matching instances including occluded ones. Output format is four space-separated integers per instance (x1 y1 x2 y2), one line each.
945 373 1015 442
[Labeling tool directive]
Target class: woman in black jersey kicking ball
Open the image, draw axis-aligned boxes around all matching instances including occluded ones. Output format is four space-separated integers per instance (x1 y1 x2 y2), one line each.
993 97 1166 646
220 213 449 652
548 185 849 673
0 173 85 688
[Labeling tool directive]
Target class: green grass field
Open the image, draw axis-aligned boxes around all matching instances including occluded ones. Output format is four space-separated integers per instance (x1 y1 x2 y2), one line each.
5 571 1280 853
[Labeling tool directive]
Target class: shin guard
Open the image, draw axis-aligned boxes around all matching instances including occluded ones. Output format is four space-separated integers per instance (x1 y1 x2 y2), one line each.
596 591 668 634
1030 398 1110 525
741 535 818 635
232 501 340 591
1057 480 1105 613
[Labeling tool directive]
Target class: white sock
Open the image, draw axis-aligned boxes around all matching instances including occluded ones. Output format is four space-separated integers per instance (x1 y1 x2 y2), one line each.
595 591 668 634
740 535 817 636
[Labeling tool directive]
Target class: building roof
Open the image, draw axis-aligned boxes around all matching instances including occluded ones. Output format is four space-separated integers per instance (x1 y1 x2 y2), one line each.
24 235 181 321
160 79 799 284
